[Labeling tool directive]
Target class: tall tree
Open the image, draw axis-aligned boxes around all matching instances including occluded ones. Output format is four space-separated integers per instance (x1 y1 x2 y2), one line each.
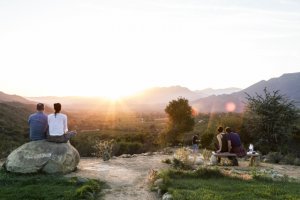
243 88 299 154
164 97 195 145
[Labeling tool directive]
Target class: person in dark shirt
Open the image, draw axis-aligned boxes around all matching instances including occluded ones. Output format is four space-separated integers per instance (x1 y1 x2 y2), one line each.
226 127 246 159
28 103 48 141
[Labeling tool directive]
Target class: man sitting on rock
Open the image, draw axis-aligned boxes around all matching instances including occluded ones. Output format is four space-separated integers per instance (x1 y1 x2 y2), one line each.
28 103 48 141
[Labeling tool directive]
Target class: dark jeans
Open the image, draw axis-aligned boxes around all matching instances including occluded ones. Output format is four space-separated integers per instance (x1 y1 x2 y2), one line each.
46 131 76 143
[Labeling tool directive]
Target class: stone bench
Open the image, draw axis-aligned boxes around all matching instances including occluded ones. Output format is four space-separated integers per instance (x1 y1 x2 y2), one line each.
212 152 238 165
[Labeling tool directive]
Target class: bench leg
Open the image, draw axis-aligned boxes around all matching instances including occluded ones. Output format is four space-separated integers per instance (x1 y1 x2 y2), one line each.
249 157 256 166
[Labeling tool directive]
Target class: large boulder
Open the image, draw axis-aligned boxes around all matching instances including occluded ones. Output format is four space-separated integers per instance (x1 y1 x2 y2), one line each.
4 140 80 174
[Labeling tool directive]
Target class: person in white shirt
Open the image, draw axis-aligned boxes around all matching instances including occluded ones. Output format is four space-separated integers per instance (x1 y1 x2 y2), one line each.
47 103 77 143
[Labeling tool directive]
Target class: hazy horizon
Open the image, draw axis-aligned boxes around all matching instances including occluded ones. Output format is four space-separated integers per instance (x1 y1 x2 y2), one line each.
1 0 300 98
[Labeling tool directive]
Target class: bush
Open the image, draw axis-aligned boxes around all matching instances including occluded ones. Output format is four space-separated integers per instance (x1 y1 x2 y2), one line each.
282 154 296 165
171 158 193 170
115 141 143 155
200 133 214 149
162 158 172 164
265 152 283 164
294 158 300 166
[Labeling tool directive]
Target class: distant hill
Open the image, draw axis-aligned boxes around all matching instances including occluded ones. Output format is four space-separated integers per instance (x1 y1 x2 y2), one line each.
26 86 240 112
192 72 300 113
195 87 241 96
127 86 200 104
0 91 33 104
2 72 298 113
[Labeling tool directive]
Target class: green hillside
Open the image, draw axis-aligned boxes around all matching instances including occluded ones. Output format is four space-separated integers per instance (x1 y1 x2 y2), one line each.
0 102 33 157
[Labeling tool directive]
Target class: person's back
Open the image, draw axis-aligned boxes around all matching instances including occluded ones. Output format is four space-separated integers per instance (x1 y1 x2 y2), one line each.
226 127 246 158
47 103 77 143
48 113 67 136
216 126 228 152
219 133 229 152
28 103 48 141
228 132 242 148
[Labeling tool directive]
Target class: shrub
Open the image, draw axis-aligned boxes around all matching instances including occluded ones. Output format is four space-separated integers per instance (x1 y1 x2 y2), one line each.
282 154 296 165
200 133 214 149
115 141 143 155
172 158 189 170
162 158 172 164
201 149 212 161
294 158 300 166
174 148 190 163
266 152 283 164
93 139 116 161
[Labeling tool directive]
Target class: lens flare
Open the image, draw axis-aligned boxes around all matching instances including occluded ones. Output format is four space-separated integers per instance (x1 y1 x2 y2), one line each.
225 102 236 112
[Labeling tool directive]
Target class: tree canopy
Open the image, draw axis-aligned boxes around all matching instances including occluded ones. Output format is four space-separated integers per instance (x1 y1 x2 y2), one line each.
164 97 195 145
242 88 299 154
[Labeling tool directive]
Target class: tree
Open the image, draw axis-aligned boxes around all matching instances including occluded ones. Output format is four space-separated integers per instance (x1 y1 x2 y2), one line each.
164 97 195 145
243 88 299 154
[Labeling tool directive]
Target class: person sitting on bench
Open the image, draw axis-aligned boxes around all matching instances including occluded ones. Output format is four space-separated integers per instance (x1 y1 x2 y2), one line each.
226 127 246 157
216 126 239 166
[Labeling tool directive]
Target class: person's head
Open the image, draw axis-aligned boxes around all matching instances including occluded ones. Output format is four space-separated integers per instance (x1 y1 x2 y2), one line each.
36 103 44 111
225 127 231 133
54 103 61 116
217 126 223 133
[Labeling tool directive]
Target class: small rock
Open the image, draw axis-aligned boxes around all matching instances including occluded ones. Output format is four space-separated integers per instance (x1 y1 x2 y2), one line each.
162 192 173 200
120 154 132 158
194 157 204 165
77 177 89 184
157 188 162 196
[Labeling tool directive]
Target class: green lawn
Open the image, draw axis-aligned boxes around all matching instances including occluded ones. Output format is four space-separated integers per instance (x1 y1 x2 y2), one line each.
0 169 105 200
159 168 300 200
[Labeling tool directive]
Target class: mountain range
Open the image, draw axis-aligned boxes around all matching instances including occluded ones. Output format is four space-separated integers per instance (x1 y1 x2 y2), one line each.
0 72 299 113
192 72 300 113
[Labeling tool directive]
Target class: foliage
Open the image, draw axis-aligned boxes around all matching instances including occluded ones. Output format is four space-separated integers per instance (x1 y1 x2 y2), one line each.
201 149 213 161
0 169 104 200
294 158 300 166
200 133 214 149
93 139 116 161
162 158 172 164
174 147 191 164
158 168 300 200
282 153 297 165
243 88 299 154
164 97 195 145
71 130 159 157
193 112 245 150
0 102 32 158
265 152 283 164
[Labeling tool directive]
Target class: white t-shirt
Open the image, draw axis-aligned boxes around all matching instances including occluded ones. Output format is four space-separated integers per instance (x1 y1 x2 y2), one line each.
48 113 68 136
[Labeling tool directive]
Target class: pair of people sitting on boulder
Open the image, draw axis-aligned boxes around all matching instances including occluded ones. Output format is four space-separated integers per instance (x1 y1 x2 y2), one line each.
215 126 246 165
28 103 77 143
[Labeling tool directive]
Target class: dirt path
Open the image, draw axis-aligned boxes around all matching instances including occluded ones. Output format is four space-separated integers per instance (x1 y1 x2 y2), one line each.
67 154 171 200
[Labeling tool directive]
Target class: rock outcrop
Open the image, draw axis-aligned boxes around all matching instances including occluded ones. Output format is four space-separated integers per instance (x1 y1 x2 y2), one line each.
4 140 80 174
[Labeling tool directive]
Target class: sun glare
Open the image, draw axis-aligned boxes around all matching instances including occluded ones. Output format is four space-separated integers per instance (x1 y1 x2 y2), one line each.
104 92 122 101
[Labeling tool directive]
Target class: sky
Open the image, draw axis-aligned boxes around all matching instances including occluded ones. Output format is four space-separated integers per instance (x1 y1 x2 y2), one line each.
0 0 300 99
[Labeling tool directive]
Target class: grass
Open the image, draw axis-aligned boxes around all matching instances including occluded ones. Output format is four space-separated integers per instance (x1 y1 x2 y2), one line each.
158 168 300 200
0 168 105 200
